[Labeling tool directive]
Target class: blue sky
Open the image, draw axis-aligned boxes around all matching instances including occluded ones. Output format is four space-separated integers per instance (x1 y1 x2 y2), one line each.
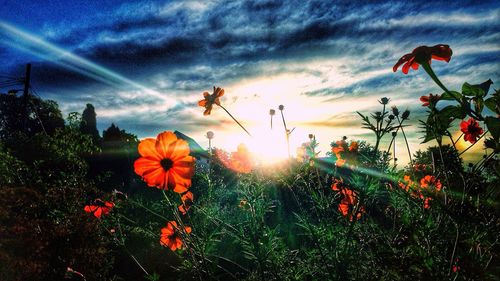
0 0 499 163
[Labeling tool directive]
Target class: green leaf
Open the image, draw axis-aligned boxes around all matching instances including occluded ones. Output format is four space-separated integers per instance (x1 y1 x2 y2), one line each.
462 82 485 97
485 116 500 141
441 91 462 101
484 97 500 114
440 105 466 119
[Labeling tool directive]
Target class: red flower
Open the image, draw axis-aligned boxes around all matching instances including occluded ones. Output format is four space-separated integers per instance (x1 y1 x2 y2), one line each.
84 199 114 218
420 94 441 107
460 118 484 144
423 197 432 209
420 175 442 191
333 185 365 221
198 86 224 115
393 44 452 74
178 191 194 215
134 131 195 193
160 221 192 251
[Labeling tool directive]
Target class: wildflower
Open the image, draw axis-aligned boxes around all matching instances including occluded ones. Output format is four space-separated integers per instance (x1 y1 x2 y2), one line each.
349 141 358 152
84 199 114 218
215 144 253 173
331 178 344 191
160 221 192 251
460 118 484 144
238 199 248 209
198 86 224 115
338 189 365 221
206 131 214 139
420 93 441 107
392 106 400 116
178 191 194 215
393 44 452 74
134 131 195 194
420 175 442 191
401 110 410 120
379 97 390 105
423 197 432 209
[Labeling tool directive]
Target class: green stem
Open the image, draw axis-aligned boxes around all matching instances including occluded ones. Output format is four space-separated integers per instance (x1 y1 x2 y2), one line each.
458 130 489 156
219 104 252 137
396 116 412 165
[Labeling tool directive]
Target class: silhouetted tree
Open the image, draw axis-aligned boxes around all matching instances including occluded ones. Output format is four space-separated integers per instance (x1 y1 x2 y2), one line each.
0 93 64 150
80 103 100 144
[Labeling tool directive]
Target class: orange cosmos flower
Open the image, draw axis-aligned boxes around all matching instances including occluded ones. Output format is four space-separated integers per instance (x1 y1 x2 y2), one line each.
134 131 195 194
160 221 192 251
349 141 358 152
393 44 452 74
460 118 484 144
84 199 114 218
198 86 224 115
178 191 194 215
420 175 442 191
423 197 432 209
420 93 441 107
215 144 253 173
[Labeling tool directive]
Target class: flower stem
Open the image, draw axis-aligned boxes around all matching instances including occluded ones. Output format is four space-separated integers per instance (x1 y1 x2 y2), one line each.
458 130 489 156
219 104 252 137
396 116 412 165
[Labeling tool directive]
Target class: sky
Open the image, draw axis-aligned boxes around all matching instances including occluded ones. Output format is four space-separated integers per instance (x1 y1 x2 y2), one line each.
0 0 499 164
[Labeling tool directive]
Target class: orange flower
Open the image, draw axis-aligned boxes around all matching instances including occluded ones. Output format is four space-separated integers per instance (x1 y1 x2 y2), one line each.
215 144 253 173
84 199 114 218
420 175 442 191
349 141 358 152
178 191 194 215
134 131 195 194
393 44 452 74
331 178 344 191
460 118 484 144
198 86 224 115
423 197 432 209
336 158 346 167
420 94 441 107
338 189 364 221
160 221 192 251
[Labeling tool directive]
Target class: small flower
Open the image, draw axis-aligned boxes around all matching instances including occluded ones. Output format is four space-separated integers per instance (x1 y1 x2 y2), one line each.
160 221 192 251
269 109 275 115
308 134 314 140
198 86 224 115
278 105 284 111
420 175 442 191
84 199 114 218
206 131 214 139
392 106 400 116
393 44 452 74
338 188 365 221
401 110 410 120
460 118 484 144
420 93 441 107
349 141 358 152
379 97 390 105
215 144 253 173
331 178 344 191
423 197 432 209
134 131 195 193
178 191 194 215
238 199 248 209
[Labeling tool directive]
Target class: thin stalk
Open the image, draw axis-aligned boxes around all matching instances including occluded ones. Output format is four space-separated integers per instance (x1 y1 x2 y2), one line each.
396 116 412 164
280 109 291 158
219 104 252 137
458 130 489 156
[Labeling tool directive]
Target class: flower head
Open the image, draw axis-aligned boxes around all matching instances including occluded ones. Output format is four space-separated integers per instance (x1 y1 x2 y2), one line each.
460 118 484 144
269 109 275 115
420 93 441 107
160 221 192 251
84 199 114 218
278 105 284 111
198 86 224 115
393 44 452 74
206 131 214 139
420 175 442 191
178 191 194 215
215 144 253 173
134 131 195 194
379 97 390 105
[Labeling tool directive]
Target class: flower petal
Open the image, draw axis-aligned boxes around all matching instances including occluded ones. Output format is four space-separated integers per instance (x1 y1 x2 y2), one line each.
138 138 161 159
134 157 161 177
156 131 178 159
